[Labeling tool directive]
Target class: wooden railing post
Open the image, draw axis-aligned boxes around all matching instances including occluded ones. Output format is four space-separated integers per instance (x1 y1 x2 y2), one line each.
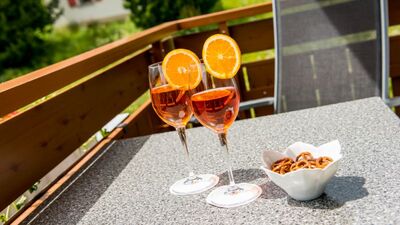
150 41 165 63
162 38 175 54
218 21 230 35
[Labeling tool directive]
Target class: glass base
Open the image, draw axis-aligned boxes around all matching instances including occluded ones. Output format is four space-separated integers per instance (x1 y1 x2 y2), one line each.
170 174 219 195
206 183 262 208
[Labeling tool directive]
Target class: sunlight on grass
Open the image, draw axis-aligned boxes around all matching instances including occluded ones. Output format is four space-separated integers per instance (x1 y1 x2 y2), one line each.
124 91 150 113
242 49 274 63
221 0 270 9
389 25 400 36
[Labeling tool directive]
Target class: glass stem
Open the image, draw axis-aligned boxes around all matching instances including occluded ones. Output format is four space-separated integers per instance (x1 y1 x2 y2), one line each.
218 132 236 187
176 127 196 181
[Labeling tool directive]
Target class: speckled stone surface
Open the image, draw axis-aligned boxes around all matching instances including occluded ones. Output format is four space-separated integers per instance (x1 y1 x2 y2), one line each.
24 97 400 225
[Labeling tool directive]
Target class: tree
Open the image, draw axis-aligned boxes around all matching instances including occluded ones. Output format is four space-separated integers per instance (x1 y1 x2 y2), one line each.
124 0 219 29
0 0 61 71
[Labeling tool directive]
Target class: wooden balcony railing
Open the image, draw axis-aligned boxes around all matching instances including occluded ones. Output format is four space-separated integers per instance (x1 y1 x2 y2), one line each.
1 1 400 222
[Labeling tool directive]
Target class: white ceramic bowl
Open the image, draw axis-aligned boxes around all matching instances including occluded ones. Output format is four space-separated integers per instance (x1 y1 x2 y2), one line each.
261 140 342 201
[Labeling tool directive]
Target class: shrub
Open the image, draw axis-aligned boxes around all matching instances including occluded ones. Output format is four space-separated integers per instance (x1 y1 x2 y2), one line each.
123 0 220 29
0 0 61 71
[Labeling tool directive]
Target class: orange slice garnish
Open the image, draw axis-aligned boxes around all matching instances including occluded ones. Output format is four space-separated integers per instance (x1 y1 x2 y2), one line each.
161 49 202 90
202 34 241 79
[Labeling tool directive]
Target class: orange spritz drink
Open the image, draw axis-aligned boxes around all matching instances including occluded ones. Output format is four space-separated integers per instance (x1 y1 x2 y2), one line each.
148 49 219 195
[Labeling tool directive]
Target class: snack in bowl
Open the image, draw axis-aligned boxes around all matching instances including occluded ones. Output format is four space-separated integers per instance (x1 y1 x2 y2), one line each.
261 140 342 201
271 152 333 174
271 157 293 174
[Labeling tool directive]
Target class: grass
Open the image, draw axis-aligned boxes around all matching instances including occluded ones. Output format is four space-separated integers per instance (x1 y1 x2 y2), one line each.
221 0 269 9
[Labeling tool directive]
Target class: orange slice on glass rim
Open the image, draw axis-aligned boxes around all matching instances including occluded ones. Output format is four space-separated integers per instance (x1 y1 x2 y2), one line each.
161 49 202 90
202 34 241 79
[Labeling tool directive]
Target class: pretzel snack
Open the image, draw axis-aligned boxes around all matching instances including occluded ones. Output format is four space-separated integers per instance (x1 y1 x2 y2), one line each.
296 152 313 161
270 152 333 174
315 156 333 168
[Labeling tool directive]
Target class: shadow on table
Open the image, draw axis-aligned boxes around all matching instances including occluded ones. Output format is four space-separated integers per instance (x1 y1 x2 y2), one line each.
217 168 266 186
217 168 287 200
24 136 150 225
259 181 287 199
287 176 368 210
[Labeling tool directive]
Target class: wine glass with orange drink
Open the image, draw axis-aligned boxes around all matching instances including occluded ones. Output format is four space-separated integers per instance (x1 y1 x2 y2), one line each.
149 50 219 195
190 34 262 208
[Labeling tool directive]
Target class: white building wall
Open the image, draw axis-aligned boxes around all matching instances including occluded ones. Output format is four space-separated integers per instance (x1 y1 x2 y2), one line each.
55 0 130 27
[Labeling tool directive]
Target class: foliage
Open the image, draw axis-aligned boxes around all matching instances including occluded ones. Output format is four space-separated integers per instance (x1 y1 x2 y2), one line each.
28 181 40 193
0 20 140 82
123 0 221 29
0 0 62 72
0 214 6 223
14 196 27 210
0 0 268 82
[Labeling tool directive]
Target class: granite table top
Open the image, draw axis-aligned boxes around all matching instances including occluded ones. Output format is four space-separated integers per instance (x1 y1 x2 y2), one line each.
24 97 400 225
